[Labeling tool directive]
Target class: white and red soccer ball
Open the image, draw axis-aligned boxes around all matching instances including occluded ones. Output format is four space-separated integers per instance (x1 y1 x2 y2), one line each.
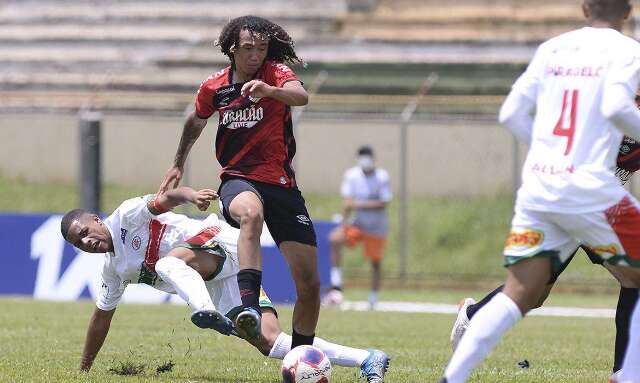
281 345 332 383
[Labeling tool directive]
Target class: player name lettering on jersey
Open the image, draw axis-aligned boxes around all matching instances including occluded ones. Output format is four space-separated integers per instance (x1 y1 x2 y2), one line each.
221 105 264 130
531 162 575 175
546 65 604 78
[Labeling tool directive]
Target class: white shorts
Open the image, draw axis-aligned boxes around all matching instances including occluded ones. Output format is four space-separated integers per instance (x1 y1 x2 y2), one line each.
205 275 274 319
504 195 640 271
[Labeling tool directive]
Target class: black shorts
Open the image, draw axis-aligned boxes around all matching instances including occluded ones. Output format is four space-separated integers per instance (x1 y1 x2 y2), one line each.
218 177 317 247
549 245 604 283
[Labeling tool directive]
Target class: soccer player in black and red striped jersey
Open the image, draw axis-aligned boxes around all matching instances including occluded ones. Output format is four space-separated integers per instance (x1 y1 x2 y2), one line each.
159 16 324 354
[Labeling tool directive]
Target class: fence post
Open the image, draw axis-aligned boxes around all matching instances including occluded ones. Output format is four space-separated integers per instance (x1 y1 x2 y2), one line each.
79 111 102 213
398 73 438 279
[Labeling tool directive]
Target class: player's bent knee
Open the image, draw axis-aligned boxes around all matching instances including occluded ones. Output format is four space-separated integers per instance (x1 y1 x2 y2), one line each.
238 209 264 231
155 256 177 274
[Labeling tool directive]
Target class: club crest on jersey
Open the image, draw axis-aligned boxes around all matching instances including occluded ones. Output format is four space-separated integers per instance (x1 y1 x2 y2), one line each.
504 229 543 254
221 105 264 130
132 235 142 250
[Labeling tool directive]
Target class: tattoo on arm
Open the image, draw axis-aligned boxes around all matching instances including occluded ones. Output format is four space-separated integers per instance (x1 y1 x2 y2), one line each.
174 115 206 167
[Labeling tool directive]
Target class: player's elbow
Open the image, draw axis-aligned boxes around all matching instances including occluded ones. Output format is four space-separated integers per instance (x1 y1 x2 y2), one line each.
498 97 523 128
293 93 308 106
498 108 515 127
601 99 624 123
602 101 640 141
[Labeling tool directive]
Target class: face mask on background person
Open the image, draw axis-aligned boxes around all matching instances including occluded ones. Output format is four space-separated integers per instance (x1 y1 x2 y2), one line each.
358 155 375 172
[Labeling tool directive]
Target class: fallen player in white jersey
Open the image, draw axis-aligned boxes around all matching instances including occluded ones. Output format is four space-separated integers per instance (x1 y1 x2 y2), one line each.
60 186 389 382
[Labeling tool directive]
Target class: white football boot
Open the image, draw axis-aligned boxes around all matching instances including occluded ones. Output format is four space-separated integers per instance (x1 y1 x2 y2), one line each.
450 297 476 351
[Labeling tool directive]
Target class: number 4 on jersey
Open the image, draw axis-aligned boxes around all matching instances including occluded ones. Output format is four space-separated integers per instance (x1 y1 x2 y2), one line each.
553 89 579 155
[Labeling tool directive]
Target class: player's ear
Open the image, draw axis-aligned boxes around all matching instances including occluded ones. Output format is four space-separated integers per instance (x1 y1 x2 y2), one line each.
624 4 632 20
581 1 592 19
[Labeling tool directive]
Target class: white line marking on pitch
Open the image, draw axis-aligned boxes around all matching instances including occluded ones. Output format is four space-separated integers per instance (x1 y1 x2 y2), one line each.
339 301 615 318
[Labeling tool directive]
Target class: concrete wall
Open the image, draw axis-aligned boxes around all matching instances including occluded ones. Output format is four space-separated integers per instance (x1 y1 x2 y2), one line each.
1 112 542 196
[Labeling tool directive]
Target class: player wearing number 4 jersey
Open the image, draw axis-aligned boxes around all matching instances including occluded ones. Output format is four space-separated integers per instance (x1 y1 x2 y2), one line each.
440 1 640 382
60 187 389 382
450 135 640 373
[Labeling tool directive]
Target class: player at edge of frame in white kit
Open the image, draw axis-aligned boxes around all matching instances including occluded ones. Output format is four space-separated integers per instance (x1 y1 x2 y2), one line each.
440 1 640 382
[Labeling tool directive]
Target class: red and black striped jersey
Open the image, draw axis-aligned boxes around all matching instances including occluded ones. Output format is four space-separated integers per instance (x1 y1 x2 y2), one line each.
195 61 301 188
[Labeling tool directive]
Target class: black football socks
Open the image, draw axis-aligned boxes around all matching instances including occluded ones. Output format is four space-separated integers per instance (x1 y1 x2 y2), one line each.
291 329 315 349
237 268 262 314
466 285 505 320
613 287 639 372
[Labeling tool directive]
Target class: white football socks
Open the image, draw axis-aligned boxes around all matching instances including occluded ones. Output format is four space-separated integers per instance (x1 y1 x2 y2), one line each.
268 332 370 367
155 256 216 313
330 267 342 289
444 292 522 383
619 295 640 383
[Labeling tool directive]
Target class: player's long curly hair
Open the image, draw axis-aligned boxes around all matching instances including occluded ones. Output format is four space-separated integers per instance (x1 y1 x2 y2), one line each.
215 15 303 67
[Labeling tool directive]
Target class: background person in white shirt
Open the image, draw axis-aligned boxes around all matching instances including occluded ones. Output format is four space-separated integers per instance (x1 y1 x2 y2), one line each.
325 146 392 309
440 1 640 382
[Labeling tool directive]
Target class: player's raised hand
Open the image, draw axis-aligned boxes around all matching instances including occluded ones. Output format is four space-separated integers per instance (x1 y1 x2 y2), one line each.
192 189 218 211
158 165 183 194
241 80 273 99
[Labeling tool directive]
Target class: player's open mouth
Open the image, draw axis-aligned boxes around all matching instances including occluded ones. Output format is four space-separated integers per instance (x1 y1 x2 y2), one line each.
92 241 99 251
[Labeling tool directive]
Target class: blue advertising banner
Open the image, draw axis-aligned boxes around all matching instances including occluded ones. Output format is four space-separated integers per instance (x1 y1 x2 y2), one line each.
0 213 335 305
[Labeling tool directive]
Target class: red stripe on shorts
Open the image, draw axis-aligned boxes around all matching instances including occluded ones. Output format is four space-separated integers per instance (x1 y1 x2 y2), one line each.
144 219 167 272
605 196 640 261
185 226 221 246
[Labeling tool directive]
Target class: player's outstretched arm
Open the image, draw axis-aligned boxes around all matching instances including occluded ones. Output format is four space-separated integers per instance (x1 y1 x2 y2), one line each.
499 89 535 144
158 112 208 193
80 307 115 372
149 187 218 213
241 80 308 106
602 83 640 141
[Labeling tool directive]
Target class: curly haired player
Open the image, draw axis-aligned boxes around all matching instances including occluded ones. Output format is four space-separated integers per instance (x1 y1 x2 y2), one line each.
157 16 349 369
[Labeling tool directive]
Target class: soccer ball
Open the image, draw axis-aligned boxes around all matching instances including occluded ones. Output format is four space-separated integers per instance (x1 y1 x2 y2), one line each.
321 289 343 307
281 345 332 383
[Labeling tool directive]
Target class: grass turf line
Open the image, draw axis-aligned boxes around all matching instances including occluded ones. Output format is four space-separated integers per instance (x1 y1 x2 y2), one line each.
0 298 617 382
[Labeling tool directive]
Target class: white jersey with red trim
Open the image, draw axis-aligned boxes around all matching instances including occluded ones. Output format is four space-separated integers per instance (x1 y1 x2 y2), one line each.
96 196 240 311
514 27 640 213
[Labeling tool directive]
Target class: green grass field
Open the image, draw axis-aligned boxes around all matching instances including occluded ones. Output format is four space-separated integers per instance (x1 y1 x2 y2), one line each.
0 175 626 382
0 297 617 383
